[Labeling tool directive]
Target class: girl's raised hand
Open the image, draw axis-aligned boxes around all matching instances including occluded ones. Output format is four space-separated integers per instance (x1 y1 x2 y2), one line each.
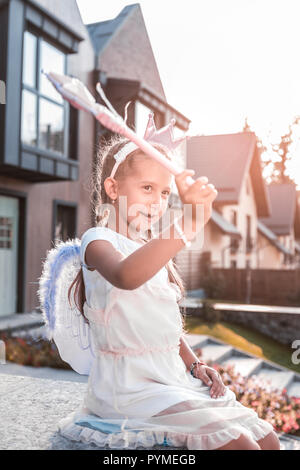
175 170 218 229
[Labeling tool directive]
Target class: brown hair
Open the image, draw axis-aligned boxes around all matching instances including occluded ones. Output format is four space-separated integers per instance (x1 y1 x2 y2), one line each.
68 135 188 330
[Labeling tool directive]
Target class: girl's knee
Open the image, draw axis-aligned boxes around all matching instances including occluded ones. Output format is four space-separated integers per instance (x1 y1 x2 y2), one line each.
257 431 281 450
216 433 261 450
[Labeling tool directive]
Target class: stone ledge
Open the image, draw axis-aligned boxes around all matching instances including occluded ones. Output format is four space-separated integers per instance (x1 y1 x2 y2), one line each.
0 373 183 450
1 373 299 450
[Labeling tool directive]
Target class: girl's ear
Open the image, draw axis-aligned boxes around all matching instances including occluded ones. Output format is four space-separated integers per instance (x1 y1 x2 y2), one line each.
104 176 118 201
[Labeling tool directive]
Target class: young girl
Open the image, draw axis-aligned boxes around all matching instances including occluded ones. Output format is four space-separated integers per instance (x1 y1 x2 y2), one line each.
58 133 280 451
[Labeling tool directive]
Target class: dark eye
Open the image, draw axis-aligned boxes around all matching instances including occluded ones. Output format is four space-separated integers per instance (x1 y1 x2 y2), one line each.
144 185 152 191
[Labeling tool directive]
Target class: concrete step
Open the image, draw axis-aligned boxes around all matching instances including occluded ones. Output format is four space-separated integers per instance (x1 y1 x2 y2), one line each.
180 298 203 308
187 334 300 398
198 341 234 363
220 355 263 377
286 377 300 398
185 335 235 363
185 334 208 349
11 324 47 339
0 312 44 334
0 360 87 383
254 367 295 393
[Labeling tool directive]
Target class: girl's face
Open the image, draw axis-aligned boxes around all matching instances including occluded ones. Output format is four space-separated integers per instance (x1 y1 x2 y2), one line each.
116 154 173 234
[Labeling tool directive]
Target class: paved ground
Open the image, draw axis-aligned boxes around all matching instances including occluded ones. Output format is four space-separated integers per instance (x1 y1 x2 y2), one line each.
1 370 300 450
0 373 179 450
1 314 300 451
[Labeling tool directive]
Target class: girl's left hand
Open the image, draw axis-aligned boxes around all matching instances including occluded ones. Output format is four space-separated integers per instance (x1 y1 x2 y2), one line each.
191 364 227 399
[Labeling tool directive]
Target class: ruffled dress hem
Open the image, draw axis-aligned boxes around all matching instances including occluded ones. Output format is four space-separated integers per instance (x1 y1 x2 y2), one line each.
57 411 274 450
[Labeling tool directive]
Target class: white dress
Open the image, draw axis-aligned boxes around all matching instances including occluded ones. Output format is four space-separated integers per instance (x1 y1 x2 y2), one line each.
57 226 274 450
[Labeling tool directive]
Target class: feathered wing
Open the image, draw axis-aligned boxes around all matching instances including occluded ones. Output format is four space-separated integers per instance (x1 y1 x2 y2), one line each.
37 238 96 375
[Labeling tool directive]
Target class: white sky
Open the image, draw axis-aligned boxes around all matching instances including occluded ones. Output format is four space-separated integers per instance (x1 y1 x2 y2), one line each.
76 0 300 186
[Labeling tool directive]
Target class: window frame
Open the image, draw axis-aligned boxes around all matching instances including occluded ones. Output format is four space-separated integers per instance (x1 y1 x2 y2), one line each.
52 199 77 243
20 28 70 160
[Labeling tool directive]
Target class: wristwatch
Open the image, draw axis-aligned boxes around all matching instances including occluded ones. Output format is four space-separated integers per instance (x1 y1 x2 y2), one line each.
190 360 206 377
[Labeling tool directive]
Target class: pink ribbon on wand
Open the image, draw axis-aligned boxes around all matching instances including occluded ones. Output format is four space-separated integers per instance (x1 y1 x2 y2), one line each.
41 70 195 187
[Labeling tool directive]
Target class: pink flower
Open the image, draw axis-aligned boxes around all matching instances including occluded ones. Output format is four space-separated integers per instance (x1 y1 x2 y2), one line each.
251 401 260 407
282 423 291 433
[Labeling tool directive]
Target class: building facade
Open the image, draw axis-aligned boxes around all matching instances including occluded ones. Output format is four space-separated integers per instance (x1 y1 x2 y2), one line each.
0 0 190 316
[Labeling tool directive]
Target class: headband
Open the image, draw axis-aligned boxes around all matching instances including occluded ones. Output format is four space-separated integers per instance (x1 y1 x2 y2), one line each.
109 113 185 179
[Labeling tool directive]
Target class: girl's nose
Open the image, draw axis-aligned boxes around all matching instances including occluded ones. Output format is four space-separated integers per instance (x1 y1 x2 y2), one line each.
150 200 161 213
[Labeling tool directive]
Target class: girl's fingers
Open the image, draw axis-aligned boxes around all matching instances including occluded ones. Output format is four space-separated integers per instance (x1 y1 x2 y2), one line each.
175 170 197 194
175 169 196 183
199 369 212 385
211 380 226 398
207 371 221 394
199 185 215 197
191 182 216 194
211 383 223 398
200 187 218 200
187 185 217 203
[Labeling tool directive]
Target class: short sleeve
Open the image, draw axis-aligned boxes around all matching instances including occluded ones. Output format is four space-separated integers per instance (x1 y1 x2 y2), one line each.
80 227 120 269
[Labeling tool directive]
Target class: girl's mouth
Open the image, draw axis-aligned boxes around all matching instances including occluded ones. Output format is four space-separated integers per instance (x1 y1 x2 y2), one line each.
140 212 158 220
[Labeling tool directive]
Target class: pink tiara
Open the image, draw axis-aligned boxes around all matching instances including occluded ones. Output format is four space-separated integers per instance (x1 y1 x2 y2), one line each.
110 113 185 179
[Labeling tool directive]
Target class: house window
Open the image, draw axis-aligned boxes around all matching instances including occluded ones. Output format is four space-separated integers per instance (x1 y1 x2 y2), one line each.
21 30 70 157
53 202 76 242
0 217 13 249
230 260 237 269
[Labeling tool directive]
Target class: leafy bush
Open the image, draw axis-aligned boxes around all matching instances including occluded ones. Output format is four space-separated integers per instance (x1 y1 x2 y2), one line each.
194 349 300 436
200 267 226 299
0 331 71 369
201 299 222 323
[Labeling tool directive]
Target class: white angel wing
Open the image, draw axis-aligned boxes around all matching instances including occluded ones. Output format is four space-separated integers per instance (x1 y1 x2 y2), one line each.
37 238 96 375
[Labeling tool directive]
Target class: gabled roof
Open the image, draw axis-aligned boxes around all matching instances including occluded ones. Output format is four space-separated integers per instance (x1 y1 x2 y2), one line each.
257 220 292 256
86 3 166 100
259 183 300 238
86 4 137 56
211 210 241 238
186 132 271 217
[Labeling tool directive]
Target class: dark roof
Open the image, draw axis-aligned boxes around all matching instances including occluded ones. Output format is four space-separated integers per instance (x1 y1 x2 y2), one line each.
257 220 292 255
186 132 271 217
211 210 241 238
86 3 166 101
259 183 300 238
86 4 138 56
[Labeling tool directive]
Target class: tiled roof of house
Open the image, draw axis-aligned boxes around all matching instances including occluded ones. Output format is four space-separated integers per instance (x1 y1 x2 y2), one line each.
86 4 137 56
257 220 292 256
259 183 300 238
211 210 241 238
186 132 271 217
86 4 166 100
